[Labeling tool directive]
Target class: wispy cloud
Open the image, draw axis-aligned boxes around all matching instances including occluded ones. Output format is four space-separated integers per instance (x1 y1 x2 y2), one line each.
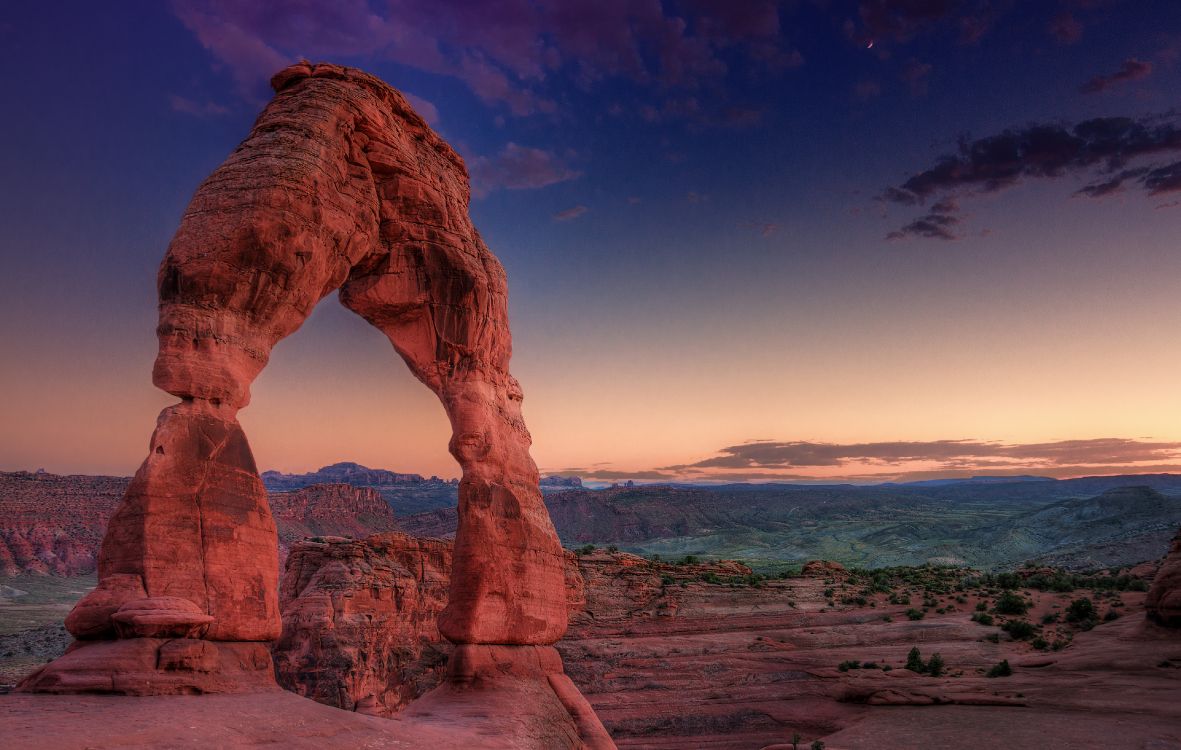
552 205 589 221
170 0 799 121
1080 58 1153 94
169 94 229 117
467 143 581 197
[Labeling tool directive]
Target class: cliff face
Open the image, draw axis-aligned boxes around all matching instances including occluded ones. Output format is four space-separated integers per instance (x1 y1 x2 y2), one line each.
274 533 453 714
0 472 402 576
0 472 126 576
271 535 751 716
269 484 399 565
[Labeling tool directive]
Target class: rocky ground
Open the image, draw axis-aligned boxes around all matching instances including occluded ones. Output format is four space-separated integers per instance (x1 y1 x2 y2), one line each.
3 543 1180 748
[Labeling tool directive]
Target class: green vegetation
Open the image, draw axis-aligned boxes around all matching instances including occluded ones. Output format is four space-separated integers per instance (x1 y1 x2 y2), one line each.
906 608 925 621
905 646 925 672
970 611 994 626
986 659 1013 678
1065 598 1097 624
994 590 1029 615
575 544 596 556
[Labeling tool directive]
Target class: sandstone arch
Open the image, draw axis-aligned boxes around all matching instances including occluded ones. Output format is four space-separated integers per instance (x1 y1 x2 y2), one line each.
22 64 586 719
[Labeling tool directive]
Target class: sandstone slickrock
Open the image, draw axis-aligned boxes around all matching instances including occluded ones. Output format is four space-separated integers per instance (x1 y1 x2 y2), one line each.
1147 526 1181 626
21 60 608 747
274 532 453 714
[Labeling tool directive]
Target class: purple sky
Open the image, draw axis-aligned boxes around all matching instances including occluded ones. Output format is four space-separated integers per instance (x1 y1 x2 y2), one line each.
2 1 1181 482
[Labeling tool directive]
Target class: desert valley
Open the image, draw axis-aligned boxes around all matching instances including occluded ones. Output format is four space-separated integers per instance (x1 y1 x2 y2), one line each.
3 464 1181 747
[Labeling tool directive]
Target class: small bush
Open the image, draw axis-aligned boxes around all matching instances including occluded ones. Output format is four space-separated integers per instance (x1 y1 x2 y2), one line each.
995 591 1029 615
575 544 596 556
906 608 925 621
1066 598 1097 623
607 544 619 552
1031 636 1049 650
986 659 1013 678
838 660 861 672
906 646 925 672
926 653 945 677
1041 612 1059 624
971 612 994 626
1001 620 1037 640
1103 609 1119 622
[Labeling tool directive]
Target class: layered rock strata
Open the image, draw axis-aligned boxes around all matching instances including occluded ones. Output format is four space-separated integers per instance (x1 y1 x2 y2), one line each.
22 61 602 746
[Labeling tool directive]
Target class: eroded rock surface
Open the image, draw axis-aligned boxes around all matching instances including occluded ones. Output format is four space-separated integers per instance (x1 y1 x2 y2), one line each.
274 532 452 714
24 62 578 730
1147 526 1181 626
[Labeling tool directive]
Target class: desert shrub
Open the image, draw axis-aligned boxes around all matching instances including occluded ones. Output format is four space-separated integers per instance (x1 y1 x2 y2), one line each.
1065 598 1097 623
975 601 988 611
882 615 893 622
660 574 675 586
1031 637 1049 650
607 544 619 552
986 660 1013 678
838 660 861 672
701 572 720 584
1002 620 1036 640
906 609 925 621
812 742 825 750
985 633 1001 643
575 544 596 556
680 554 699 565
1103 609 1119 622
1041 612 1059 624
823 588 835 598
994 591 1029 615
971 612 994 626
906 647 925 672
926 653 945 677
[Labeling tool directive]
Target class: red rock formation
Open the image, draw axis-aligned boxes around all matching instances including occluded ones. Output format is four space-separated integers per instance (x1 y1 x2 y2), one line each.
0 472 402 577
0 471 126 576
22 60 603 746
274 533 452 714
269 483 399 565
1147 526 1181 626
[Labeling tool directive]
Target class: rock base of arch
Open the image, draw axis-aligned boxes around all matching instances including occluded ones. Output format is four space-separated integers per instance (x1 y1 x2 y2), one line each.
16 639 277 695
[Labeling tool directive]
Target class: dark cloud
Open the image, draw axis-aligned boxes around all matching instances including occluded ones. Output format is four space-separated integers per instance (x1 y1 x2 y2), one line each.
171 0 798 119
552 205 589 221
467 143 581 197
848 0 1006 47
669 438 1181 470
1080 58 1154 94
886 211 960 240
882 113 1181 237
1143 160 1181 195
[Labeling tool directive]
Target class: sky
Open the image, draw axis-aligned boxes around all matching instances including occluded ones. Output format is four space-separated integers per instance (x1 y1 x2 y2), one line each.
2 1 1181 484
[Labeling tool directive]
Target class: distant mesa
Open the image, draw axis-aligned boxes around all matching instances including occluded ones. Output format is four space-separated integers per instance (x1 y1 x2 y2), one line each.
540 475 583 490
261 462 458 492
